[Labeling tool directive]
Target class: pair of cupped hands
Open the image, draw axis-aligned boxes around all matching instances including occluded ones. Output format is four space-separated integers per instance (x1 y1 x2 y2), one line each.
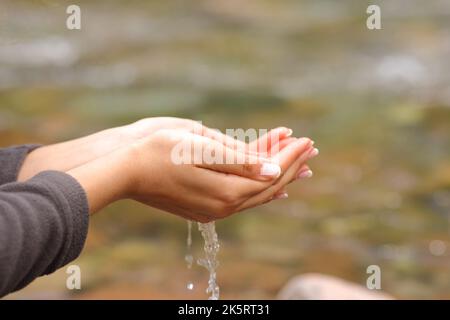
19 117 318 222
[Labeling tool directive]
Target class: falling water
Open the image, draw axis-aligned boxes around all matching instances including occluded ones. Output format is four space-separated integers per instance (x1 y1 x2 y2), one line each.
184 220 220 300
185 220 194 291
197 222 220 300
185 220 193 269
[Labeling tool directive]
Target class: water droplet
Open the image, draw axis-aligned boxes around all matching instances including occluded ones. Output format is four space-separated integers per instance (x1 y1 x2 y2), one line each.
185 254 193 269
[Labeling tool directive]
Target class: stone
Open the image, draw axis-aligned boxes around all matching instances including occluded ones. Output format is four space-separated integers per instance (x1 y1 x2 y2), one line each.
277 273 393 300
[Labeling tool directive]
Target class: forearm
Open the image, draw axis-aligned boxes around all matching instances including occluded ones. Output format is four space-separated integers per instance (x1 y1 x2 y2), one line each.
17 126 130 181
66 146 133 214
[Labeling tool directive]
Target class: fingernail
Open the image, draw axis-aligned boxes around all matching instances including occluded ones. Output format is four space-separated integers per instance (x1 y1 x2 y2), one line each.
309 148 319 158
274 192 288 200
286 128 293 137
297 137 312 146
260 163 281 177
297 170 313 179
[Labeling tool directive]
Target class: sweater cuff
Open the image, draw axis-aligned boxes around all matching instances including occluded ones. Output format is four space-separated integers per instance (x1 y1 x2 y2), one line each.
29 170 90 268
0 144 42 185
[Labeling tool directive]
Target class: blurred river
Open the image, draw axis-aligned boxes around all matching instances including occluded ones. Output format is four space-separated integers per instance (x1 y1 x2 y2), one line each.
1 0 450 299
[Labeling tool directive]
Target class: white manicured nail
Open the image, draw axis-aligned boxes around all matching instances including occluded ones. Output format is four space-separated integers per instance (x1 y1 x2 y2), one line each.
260 163 281 177
297 170 313 179
309 148 319 158
274 192 288 200
286 128 293 137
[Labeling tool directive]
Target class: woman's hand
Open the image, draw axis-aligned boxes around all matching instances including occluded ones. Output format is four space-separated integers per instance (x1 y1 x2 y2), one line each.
67 128 315 222
18 117 293 181
17 117 196 181
18 116 318 221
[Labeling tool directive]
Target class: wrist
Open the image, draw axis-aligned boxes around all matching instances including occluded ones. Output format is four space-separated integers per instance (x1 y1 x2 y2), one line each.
66 146 135 214
17 145 47 181
113 144 141 199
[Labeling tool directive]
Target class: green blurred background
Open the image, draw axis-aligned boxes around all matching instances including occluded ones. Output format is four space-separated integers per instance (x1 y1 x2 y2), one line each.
1 0 450 299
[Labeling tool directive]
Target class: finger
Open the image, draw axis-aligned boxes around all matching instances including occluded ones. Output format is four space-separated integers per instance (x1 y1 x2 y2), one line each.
272 137 313 174
297 164 310 173
268 164 313 201
290 148 318 182
236 144 316 211
294 165 313 181
268 137 297 156
248 127 292 155
200 137 314 186
203 126 292 156
188 164 264 205
189 134 282 181
201 126 249 153
232 139 314 197
177 134 315 210
273 187 288 200
200 160 282 182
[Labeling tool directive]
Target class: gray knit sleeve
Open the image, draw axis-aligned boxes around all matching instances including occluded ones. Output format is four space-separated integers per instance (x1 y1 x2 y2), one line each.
0 145 42 185
0 170 89 297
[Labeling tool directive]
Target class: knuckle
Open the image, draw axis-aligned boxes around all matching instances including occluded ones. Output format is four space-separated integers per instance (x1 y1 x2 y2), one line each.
242 163 256 176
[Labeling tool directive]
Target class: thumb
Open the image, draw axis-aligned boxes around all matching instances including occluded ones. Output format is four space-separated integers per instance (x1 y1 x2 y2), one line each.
188 134 282 181
198 159 281 182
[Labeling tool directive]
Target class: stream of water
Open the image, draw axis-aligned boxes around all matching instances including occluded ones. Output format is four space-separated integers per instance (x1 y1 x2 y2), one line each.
185 220 194 291
185 220 220 300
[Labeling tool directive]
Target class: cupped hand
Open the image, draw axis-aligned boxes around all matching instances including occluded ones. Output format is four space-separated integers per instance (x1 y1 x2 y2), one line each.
18 117 294 180
67 126 316 221
119 129 316 222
